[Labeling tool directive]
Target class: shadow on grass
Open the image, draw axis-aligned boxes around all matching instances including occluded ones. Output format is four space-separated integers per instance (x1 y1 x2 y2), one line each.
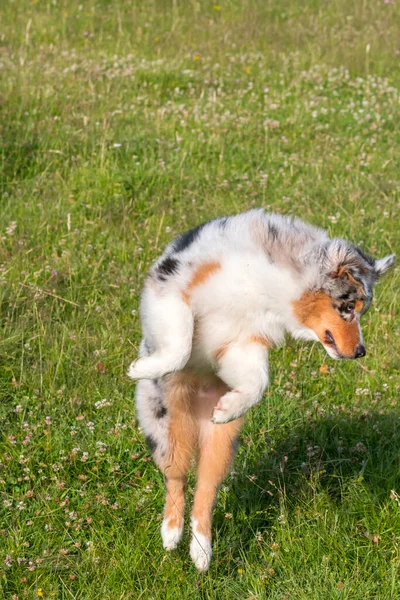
217 409 400 542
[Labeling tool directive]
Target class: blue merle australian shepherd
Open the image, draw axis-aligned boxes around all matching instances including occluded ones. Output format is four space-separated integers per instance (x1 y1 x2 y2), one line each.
128 209 395 571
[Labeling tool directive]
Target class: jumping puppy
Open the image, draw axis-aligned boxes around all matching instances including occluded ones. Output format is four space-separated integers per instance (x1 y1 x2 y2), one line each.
128 209 395 571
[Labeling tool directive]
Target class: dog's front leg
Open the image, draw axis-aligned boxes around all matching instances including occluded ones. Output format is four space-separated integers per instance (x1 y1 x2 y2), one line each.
211 340 269 424
128 289 194 380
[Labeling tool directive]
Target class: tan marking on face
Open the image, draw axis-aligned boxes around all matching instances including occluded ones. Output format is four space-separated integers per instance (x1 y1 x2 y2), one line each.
182 261 221 304
293 291 361 357
248 334 272 349
355 299 364 312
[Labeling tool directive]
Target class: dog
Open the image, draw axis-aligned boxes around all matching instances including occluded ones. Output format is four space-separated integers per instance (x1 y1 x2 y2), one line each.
128 209 395 571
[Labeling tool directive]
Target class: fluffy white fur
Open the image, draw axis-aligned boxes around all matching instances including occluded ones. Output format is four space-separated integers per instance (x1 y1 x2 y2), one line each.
161 517 184 551
190 518 212 572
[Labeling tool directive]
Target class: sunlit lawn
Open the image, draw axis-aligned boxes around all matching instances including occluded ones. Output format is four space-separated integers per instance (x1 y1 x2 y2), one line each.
0 1 399 598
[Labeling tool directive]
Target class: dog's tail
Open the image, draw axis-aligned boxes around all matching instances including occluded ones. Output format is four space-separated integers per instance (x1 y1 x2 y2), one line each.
135 363 198 472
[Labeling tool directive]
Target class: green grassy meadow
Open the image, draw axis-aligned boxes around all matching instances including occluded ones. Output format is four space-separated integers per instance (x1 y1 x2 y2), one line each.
0 0 400 598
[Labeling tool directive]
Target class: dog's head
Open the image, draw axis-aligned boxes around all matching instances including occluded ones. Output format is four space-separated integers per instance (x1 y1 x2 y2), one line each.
293 241 395 360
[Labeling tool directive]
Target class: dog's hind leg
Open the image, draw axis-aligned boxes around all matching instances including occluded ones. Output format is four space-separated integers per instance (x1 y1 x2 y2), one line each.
190 379 243 571
128 285 194 380
136 373 198 551
160 373 198 551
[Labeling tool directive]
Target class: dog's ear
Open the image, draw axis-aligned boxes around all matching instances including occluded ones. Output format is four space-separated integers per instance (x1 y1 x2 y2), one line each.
374 253 396 278
327 261 370 285
327 265 358 281
323 240 371 282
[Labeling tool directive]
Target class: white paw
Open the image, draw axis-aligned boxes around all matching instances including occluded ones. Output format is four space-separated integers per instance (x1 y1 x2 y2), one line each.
161 518 183 551
127 358 160 380
127 359 145 380
211 391 246 424
190 532 212 572
128 356 175 380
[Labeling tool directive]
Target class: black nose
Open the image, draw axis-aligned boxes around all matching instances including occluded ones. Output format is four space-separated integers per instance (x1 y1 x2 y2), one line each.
354 344 366 359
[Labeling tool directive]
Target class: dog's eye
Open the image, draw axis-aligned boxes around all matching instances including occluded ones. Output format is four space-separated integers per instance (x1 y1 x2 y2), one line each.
343 303 355 313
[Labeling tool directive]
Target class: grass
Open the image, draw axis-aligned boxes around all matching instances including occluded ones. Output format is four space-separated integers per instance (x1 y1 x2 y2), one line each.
0 0 399 598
